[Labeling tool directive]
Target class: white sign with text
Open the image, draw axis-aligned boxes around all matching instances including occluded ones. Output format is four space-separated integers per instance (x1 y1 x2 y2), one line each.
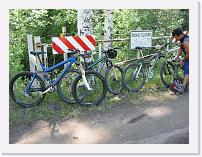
130 30 153 49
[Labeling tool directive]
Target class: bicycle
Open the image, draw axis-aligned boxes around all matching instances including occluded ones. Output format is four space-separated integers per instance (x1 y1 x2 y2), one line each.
160 57 185 94
58 48 123 104
83 48 123 95
47 48 123 104
122 45 173 93
9 49 107 108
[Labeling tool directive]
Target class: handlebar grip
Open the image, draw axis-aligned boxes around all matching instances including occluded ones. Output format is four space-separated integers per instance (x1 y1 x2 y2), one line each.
135 47 142 50
30 51 46 55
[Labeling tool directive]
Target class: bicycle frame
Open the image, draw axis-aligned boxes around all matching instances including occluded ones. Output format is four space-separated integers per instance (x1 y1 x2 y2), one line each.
134 49 171 81
86 54 120 81
87 55 107 70
27 56 77 92
134 53 159 79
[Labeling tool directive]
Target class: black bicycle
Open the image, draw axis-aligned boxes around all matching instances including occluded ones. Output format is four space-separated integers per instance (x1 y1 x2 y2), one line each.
84 48 123 95
122 44 174 92
160 57 185 93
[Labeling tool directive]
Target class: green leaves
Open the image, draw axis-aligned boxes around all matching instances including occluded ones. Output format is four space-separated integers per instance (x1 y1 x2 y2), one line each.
9 9 188 75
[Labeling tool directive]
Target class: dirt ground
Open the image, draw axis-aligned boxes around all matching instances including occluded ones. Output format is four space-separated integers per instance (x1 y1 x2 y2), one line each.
9 91 189 144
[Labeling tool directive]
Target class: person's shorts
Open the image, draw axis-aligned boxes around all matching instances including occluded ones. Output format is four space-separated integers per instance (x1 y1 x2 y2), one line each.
183 60 189 75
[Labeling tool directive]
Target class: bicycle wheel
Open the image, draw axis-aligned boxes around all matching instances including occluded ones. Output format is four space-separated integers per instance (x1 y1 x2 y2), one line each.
105 65 123 95
57 69 80 103
9 71 46 108
160 61 175 87
72 71 107 106
123 62 146 92
175 64 184 81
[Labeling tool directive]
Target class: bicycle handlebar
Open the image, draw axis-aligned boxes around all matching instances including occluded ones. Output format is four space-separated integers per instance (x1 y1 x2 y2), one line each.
101 48 118 54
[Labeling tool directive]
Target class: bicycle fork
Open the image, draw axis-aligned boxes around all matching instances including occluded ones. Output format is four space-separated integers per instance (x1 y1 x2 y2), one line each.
134 64 143 79
112 66 118 81
79 65 92 91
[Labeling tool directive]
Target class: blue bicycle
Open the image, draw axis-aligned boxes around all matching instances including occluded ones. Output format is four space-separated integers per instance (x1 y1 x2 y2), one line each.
9 49 107 108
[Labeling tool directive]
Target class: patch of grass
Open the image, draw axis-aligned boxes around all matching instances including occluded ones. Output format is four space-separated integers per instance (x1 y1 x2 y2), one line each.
9 75 170 129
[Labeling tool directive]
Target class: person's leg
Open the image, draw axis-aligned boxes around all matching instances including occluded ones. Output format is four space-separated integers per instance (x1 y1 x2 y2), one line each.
182 60 189 91
183 74 189 87
168 60 189 93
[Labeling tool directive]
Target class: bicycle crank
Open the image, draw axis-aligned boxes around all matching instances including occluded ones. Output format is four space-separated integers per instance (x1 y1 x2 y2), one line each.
42 85 55 94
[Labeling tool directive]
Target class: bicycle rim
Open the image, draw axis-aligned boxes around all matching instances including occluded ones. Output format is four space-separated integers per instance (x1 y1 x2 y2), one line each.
105 65 123 94
57 69 79 103
72 71 107 106
160 61 175 87
9 72 45 108
123 63 146 92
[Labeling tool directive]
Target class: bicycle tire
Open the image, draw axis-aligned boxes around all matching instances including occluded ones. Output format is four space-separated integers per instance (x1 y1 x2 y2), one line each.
9 71 46 108
105 65 123 95
57 69 80 104
160 61 175 87
123 62 147 93
71 71 107 106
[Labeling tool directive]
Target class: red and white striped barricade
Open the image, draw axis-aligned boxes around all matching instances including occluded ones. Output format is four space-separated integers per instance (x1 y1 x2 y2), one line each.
52 35 96 54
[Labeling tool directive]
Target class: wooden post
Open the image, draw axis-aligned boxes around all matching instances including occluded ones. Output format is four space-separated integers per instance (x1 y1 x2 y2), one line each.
62 27 68 68
43 44 48 67
98 42 102 69
62 27 66 35
136 27 143 59
34 36 43 71
27 34 36 72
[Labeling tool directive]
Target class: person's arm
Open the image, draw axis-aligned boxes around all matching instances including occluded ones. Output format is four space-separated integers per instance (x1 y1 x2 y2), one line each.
176 48 182 60
179 41 189 66
182 41 189 61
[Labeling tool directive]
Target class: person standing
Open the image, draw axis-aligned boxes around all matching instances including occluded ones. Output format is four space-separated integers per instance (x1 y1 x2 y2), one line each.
171 28 189 93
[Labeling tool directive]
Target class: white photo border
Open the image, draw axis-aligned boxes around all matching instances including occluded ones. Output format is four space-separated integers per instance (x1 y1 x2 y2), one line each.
0 0 199 154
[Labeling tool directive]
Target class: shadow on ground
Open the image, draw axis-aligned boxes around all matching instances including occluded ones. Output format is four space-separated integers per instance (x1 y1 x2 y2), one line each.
9 90 189 144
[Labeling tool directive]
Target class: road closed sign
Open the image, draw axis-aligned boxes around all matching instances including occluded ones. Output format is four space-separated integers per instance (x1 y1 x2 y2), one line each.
130 30 153 49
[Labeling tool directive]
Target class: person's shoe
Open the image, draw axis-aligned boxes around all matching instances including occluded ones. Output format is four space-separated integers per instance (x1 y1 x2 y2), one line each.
169 81 185 94
169 83 177 93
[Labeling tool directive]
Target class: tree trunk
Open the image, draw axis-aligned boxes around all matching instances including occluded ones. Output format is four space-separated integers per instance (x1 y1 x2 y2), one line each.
104 10 113 50
77 9 94 64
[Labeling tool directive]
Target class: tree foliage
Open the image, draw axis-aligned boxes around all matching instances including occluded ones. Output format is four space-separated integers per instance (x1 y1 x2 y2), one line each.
9 9 189 76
